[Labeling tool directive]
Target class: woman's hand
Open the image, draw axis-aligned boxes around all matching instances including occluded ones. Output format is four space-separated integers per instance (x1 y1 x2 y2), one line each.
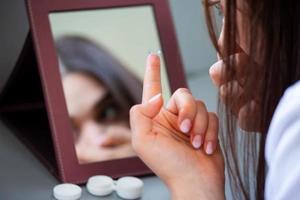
130 54 225 200
210 19 261 132
209 51 261 132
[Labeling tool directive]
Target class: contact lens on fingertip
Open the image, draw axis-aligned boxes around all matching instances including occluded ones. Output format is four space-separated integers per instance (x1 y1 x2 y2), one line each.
53 183 82 200
148 50 162 56
148 50 154 55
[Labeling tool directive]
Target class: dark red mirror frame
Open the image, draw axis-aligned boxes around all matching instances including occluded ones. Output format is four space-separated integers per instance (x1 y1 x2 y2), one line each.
20 0 187 184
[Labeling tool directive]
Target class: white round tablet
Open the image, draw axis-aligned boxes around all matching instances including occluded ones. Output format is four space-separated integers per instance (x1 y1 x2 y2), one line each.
86 175 114 196
53 183 82 200
116 177 143 199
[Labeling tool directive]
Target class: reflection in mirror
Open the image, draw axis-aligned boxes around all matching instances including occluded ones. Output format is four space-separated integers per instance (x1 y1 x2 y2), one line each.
56 36 140 164
49 6 171 164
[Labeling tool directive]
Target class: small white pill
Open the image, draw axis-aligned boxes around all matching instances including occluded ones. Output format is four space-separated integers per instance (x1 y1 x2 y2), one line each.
53 183 82 200
86 175 114 196
116 176 143 199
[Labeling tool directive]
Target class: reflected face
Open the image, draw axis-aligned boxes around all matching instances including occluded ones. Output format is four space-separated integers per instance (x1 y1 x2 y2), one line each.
62 72 135 163
50 5 172 164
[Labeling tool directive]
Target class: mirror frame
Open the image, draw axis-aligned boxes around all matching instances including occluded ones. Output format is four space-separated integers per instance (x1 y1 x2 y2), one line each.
26 0 187 183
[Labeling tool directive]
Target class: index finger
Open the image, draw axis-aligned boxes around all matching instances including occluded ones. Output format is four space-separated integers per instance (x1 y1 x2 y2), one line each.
142 53 162 103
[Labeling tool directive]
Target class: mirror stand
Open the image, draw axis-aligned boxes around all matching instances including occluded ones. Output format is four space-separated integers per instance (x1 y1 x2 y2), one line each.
0 32 59 178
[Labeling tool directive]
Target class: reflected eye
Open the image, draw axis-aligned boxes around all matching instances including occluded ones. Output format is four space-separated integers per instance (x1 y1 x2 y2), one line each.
94 95 122 123
97 103 119 122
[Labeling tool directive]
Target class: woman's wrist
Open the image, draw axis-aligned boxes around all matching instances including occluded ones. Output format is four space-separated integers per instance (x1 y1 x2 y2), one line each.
167 178 225 200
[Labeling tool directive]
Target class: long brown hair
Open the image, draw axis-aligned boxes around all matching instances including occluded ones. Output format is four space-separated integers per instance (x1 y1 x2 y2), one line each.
203 0 300 199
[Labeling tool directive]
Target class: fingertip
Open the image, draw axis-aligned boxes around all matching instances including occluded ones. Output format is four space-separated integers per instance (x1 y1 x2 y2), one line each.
204 113 219 155
205 141 215 155
178 107 197 134
191 134 203 149
179 118 192 134
147 53 160 67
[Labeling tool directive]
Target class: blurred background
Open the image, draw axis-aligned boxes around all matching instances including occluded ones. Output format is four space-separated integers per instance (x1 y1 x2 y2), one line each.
0 0 217 112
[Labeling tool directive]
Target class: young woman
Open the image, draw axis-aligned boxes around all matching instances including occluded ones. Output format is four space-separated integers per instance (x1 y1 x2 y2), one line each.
130 0 300 199
56 36 142 163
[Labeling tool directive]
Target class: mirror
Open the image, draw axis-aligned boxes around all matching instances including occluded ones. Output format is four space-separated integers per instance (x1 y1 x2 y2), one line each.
13 0 187 183
48 6 171 164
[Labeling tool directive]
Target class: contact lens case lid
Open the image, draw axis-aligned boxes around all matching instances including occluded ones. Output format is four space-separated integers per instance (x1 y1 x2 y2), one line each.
86 175 114 196
116 176 144 199
86 175 143 199
53 183 82 200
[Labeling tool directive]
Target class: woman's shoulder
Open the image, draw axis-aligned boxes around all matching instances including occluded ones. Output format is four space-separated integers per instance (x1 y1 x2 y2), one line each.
265 80 300 199
266 81 300 161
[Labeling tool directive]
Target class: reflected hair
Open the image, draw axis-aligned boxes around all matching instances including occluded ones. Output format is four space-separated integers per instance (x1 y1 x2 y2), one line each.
203 0 300 199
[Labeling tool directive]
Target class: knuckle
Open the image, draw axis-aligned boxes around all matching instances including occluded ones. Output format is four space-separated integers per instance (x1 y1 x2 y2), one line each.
175 87 190 95
209 112 218 121
196 100 206 108
181 100 197 114
129 105 139 117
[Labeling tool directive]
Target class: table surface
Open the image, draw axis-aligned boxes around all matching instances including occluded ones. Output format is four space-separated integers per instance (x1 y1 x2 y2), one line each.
0 75 217 200
0 120 170 200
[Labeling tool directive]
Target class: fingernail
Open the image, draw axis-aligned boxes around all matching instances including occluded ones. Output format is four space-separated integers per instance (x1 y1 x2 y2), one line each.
147 53 160 66
192 135 202 149
149 93 162 103
180 119 192 133
205 141 214 155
